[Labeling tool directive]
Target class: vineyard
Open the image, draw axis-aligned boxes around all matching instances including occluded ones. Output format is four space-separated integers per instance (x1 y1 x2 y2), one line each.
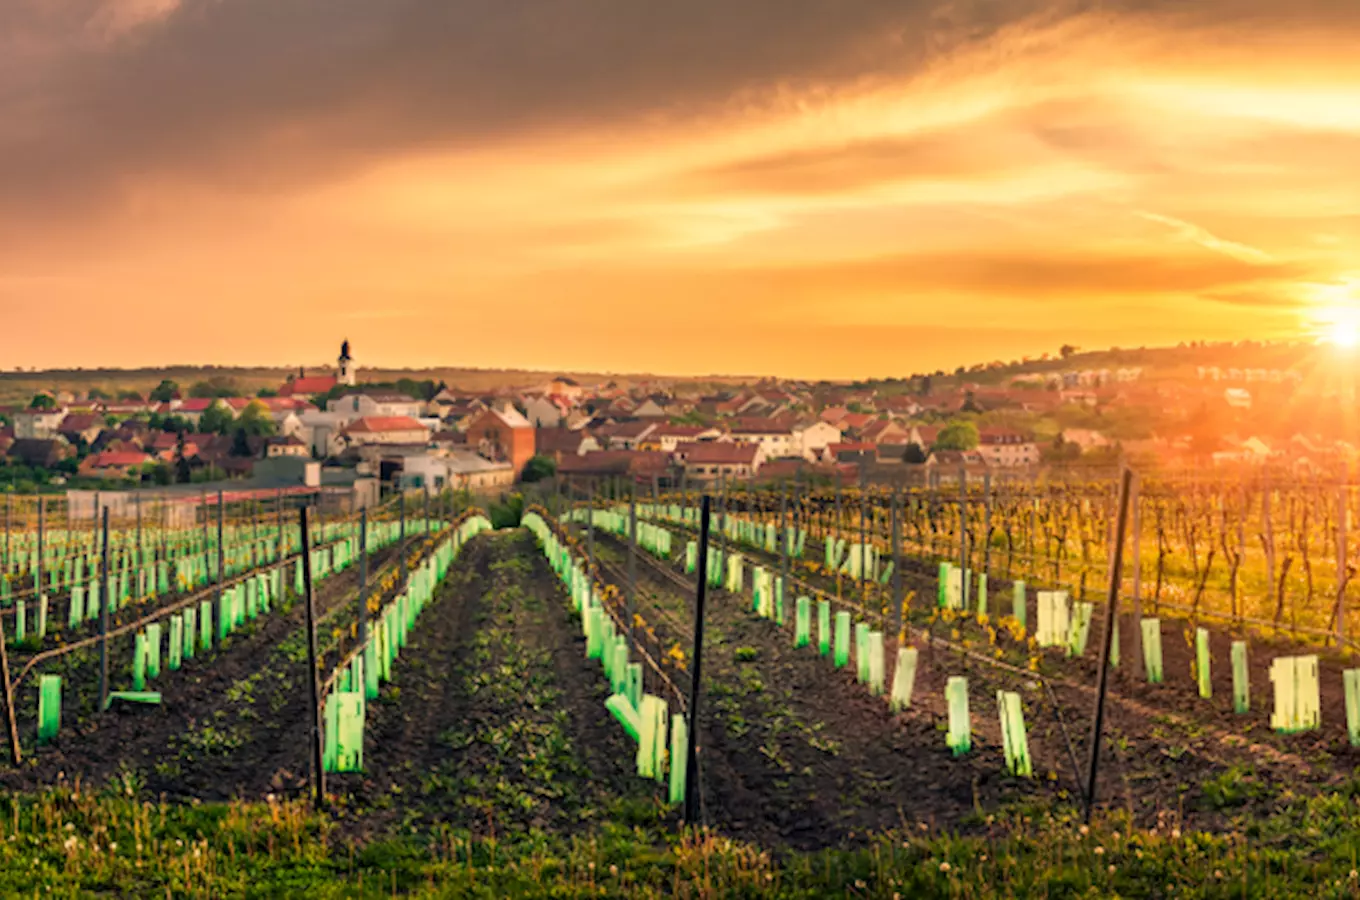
2 476 1360 896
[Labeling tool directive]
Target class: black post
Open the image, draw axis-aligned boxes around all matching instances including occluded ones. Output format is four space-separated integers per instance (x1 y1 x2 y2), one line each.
216 490 225 628
684 495 713 824
135 492 143 564
858 464 868 600
958 466 968 609
399 490 407 585
36 497 44 599
1083 467 1135 823
627 484 637 647
892 486 903 639
358 507 369 645
982 472 992 581
99 506 111 711
424 484 431 537
3 493 8 571
299 506 326 810
779 482 789 593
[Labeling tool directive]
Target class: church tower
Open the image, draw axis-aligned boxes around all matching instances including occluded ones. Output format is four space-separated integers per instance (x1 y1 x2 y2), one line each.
338 339 356 387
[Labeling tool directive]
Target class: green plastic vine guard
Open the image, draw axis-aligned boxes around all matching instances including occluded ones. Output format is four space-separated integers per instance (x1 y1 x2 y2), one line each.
937 563 950 607
976 575 988 617
774 577 785 625
199 599 213 651
855 622 870 683
890 647 918 711
795 597 811 648
183 607 197 660
169 615 183 671
37 675 60 744
16 599 24 642
335 691 364 772
626 663 642 713
945 676 971 756
147 623 162 680
69 587 84 629
1345 669 1360 746
1231 641 1249 713
818 601 832 656
1068 602 1093 657
1142 618 1163 683
637 694 667 780
669 715 687 805
611 641 629 696
867 631 884 696
834 612 851 668
323 693 339 772
1109 619 1119 668
1195 628 1211 700
997 690 1032 776
606 693 641 741
1036 591 1070 649
1270 655 1320 733
133 632 148 691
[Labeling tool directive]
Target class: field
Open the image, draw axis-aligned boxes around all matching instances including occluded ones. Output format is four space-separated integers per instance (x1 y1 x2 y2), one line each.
3 486 1360 896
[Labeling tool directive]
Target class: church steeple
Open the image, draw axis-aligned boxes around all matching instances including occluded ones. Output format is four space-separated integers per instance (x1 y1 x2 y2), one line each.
338 339 356 386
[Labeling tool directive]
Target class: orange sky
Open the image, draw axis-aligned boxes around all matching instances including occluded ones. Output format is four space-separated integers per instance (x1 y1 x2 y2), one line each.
3 1 1360 380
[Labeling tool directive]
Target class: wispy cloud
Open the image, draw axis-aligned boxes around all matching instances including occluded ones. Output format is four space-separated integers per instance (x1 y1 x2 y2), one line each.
1135 211 1275 264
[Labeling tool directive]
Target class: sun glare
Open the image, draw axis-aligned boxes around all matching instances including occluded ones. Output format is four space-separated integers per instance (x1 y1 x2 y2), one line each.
1326 317 1359 348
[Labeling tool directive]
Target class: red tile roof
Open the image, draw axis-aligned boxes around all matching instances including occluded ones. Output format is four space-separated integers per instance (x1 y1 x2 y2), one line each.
84 451 151 468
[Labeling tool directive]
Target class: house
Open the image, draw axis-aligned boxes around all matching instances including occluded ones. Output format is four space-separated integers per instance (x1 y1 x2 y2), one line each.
823 442 877 464
464 407 536 477
796 420 842 459
633 398 669 418
337 416 430 451
542 377 585 402
13 407 68 439
672 441 762 482
396 450 516 492
977 430 1039 467
523 395 570 428
594 420 657 450
327 390 424 419
56 413 104 446
638 424 723 453
1060 429 1111 451
7 438 71 468
535 428 601 463
78 450 152 478
908 424 942 450
820 406 850 425
728 417 800 459
265 434 310 458
558 450 673 484
859 419 911 446
924 449 990 472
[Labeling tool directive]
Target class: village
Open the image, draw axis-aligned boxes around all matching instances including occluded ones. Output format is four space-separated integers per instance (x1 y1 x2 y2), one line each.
0 339 1353 504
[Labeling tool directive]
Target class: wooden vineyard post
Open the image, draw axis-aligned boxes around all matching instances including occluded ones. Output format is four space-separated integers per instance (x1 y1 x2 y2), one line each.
1084 467 1134 823
0 597 20 764
684 495 713 825
959 466 969 611
1337 482 1348 644
299 506 326 810
892 487 904 641
216 491 225 632
1130 474 1143 684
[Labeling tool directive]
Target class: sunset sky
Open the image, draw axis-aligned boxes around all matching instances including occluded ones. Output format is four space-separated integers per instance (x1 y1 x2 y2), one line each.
4 1 1360 379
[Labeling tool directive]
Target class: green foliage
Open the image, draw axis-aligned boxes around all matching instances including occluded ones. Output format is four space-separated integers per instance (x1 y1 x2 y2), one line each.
148 379 178 403
256 387 278 398
488 492 525 529
235 400 276 438
198 401 234 435
28 393 55 410
117 389 143 402
903 442 928 464
86 387 111 400
933 419 979 451
520 454 556 483
187 376 240 399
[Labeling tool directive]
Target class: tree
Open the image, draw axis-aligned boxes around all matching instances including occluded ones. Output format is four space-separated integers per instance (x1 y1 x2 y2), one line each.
256 387 278 398
1060 344 1079 360
174 433 193 483
87 387 111 401
917 375 933 397
933 420 980 451
118 389 143 402
29 394 55 410
198 401 234 435
149 379 179 403
961 390 982 414
188 376 240 399
903 442 928 464
236 400 277 437
521 454 557 483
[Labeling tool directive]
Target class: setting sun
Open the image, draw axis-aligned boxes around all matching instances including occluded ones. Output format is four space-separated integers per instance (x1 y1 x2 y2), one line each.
1320 307 1360 348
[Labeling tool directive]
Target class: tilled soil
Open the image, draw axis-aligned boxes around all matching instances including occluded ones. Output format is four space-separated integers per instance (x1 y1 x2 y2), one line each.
334 530 659 839
0 542 405 800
